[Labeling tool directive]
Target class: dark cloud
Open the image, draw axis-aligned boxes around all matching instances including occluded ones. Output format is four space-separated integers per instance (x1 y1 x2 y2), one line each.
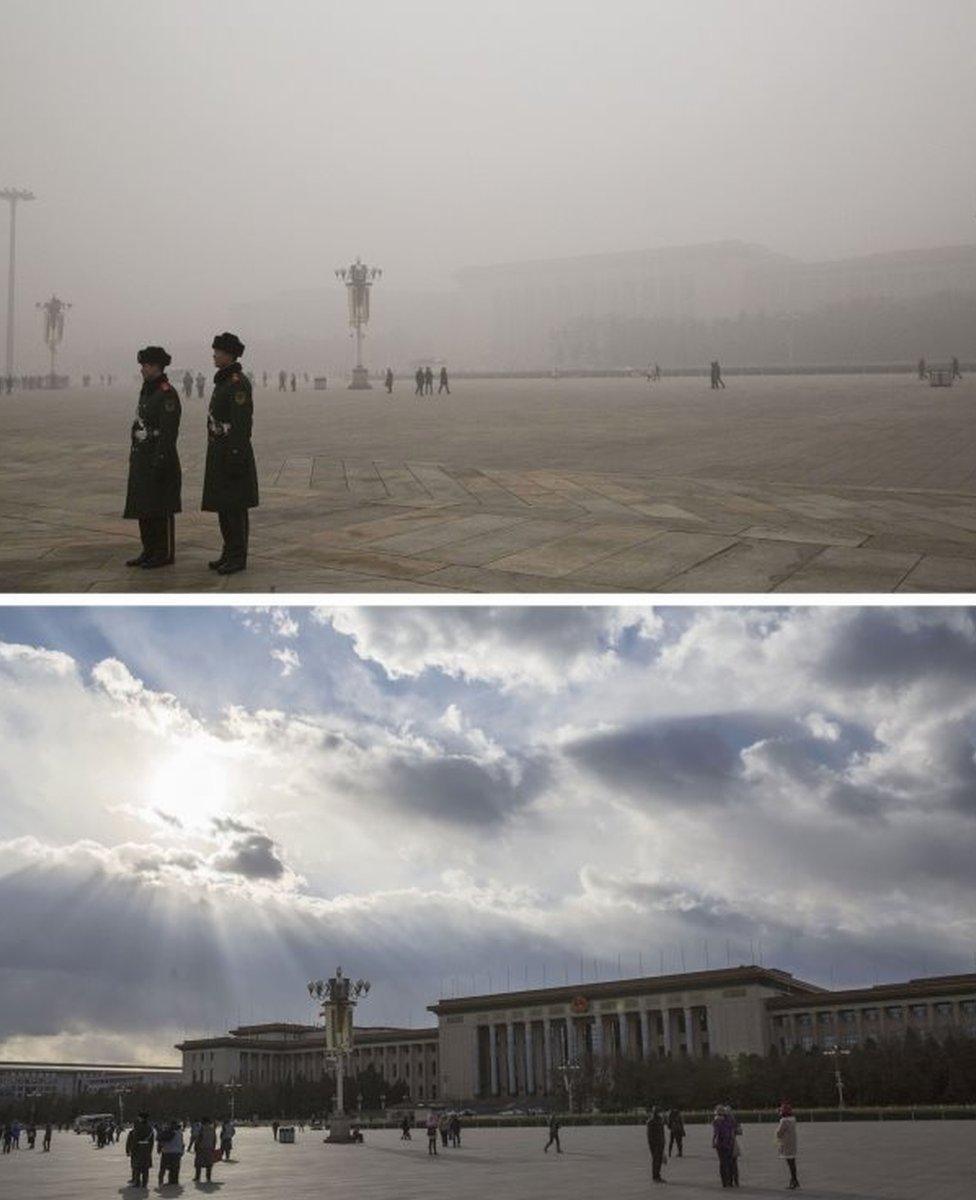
567 714 793 804
383 752 550 827
212 831 286 881
815 610 976 692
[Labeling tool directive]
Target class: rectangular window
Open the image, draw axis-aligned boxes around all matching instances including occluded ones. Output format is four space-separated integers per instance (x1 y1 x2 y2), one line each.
885 1007 903 1021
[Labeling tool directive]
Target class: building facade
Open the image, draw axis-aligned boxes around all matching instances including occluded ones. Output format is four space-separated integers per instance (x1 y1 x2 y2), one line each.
175 1024 440 1102
0 1062 180 1101
430 966 976 1102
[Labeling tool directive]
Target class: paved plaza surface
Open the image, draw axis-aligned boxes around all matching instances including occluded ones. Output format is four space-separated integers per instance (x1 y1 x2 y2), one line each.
0 1122 970 1200
2 374 976 593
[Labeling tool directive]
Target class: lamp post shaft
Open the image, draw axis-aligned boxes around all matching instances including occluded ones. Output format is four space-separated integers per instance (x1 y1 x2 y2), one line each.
5 198 17 381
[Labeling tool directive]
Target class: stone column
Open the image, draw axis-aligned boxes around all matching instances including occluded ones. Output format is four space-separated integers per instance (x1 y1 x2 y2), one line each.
592 1017 604 1058
543 1019 553 1092
525 1023 535 1095
684 1006 695 1056
489 1025 499 1096
472 1029 481 1098
618 1010 629 1056
661 1007 673 1056
640 1009 651 1059
506 1023 517 1095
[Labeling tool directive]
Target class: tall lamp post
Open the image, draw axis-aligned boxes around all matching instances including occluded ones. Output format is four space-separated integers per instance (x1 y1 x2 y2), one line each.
37 294 70 386
308 967 370 1143
224 1080 243 1122
115 1085 132 1130
334 258 381 390
1 188 35 388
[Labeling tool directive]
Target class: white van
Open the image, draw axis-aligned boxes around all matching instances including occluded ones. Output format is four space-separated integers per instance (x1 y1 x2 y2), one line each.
73 1113 115 1134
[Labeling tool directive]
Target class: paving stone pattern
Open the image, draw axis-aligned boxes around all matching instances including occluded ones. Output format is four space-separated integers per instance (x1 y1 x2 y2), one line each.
2 375 975 593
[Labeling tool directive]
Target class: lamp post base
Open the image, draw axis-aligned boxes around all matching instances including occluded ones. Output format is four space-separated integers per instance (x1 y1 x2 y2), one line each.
348 366 372 390
324 1116 354 1143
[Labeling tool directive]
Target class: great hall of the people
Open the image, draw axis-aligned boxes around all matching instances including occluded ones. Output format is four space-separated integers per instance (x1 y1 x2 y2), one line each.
175 966 976 1105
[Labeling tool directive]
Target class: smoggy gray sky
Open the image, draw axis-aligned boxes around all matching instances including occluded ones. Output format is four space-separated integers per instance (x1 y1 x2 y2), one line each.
2 0 975 362
1 606 975 1063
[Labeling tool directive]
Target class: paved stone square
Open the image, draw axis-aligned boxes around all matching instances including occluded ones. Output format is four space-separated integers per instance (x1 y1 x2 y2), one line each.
2 374 976 592
0 1121 971 1199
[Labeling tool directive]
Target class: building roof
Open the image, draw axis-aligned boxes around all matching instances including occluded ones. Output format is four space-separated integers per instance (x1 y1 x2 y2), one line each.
0 1061 180 1074
176 1025 438 1053
767 973 976 1011
428 965 826 1016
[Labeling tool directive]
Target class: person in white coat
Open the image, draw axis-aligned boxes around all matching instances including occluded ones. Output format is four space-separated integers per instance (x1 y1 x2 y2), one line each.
775 1101 799 1189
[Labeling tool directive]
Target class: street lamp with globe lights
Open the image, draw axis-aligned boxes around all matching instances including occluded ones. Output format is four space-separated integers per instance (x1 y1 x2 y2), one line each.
334 258 381 389
307 968 370 1143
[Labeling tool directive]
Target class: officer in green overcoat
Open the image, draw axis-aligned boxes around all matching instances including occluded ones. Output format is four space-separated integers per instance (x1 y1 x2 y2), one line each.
202 331 259 574
123 345 181 568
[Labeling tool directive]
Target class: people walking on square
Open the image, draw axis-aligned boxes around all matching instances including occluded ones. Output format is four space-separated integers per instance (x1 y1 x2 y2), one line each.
182 369 194 398
195 371 205 398
712 1104 737 1188
1 1123 11 1153
400 1114 412 1140
711 359 726 389
776 1101 799 1189
290 372 297 391
42 1122 52 1151
544 1112 562 1153
219 1118 235 1160
126 1111 154 1189
272 1120 279 1141
424 365 434 395
729 1103 743 1186
449 1112 461 1147
203 331 259 576
191 1115 217 1183
278 369 287 391
438 1110 450 1147
668 1106 685 1157
415 366 425 395
438 366 450 394
952 356 962 380
123 346 181 570
646 1104 667 1183
385 367 394 393
426 1110 438 1155
156 1118 184 1187
26 1123 36 1149
918 356 927 380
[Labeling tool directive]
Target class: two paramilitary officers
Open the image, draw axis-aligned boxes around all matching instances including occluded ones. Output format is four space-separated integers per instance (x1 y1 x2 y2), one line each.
123 346 181 568
203 331 259 575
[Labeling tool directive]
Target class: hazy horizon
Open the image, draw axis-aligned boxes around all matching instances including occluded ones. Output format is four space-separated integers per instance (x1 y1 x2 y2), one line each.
1 0 975 369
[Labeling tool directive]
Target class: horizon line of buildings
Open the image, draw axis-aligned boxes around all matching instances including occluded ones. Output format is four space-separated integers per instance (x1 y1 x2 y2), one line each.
4 964 974 1107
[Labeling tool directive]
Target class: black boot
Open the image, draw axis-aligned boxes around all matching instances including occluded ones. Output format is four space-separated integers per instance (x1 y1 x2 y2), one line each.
126 552 147 567
217 559 246 575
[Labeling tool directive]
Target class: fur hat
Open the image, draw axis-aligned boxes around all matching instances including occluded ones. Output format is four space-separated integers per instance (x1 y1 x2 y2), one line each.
212 331 245 358
137 346 172 368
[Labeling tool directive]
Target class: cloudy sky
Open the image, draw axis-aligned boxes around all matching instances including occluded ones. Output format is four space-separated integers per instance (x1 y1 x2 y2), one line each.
2 0 975 361
1 604 975 1066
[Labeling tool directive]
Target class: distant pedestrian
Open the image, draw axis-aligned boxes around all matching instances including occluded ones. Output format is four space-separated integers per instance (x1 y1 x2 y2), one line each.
195 371 205 398
775 1101 799 1190
182 369 194 399
262 370 268 388
918 356 927 380
668 1106 685 1157
711 359 726 389
712 1104 736 1188
219 1118 235 1160
426 1111 438 1155
278 369 287 391
42 1123 52 1151
952 356 962 380
439 1110 450 1147
400 1114 412 1140
385 367 394 393
449 1112 461 1147
654 362 662 380
1 1124 11 1153
191 1116 217 1183
126 1111 154 1189
415 367 424 395
438 366 450 394
543 1112 562 1153
272 1120 279 1141
646 1104 666 1183
290 372 297 391
424 365 434 395
156 1118 184 1187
